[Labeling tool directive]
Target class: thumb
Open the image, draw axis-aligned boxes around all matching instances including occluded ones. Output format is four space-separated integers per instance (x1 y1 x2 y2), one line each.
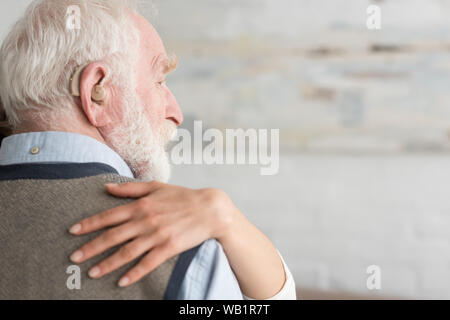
105 181 162 198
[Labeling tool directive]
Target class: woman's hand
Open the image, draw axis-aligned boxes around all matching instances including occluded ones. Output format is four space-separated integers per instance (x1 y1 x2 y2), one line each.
68 181 237 287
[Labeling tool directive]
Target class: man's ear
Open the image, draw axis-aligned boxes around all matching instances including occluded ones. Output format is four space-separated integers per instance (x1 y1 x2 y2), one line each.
78 62 111 127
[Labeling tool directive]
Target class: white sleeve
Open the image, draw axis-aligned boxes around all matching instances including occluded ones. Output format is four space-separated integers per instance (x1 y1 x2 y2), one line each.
242 250 296 300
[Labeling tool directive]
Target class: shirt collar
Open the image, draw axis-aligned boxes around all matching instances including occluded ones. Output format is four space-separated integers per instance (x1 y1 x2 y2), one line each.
0 131 134 178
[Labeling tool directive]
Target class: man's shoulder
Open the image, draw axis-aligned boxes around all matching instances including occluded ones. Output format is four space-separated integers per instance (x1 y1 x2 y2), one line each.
0 162 136 209
0 164 181 299
0 162 242 300
0 162 130 182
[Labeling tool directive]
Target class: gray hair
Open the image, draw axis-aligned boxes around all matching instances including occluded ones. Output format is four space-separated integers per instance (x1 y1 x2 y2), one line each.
0 0 141 128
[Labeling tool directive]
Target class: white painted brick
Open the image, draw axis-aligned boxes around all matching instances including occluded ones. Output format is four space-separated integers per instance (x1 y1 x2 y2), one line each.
172 155 450 298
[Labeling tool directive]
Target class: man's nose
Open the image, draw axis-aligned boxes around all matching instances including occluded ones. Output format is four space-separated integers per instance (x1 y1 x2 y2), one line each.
165 89 183 126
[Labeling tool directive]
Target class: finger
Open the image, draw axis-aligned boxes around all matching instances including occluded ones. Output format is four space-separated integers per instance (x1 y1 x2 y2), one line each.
105 181 163 198
70 221 142 264
118 243 176 287
69 202 137 235
86 235 159 279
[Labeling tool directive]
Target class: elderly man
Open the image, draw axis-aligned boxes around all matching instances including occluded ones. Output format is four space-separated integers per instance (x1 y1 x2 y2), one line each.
0 0 295 300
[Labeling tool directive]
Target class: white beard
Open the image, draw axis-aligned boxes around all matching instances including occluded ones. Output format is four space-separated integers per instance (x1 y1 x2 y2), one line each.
105 90 177 183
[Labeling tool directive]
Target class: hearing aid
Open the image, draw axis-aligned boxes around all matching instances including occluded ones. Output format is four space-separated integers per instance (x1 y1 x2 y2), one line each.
70 63 108 102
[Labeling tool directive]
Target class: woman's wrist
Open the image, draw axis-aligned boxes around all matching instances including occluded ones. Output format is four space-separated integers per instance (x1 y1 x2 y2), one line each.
215 209 244 244
208 190 246 243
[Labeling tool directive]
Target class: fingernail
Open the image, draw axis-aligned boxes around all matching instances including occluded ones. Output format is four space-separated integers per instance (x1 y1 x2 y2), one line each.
105 183 118 188
118 277 130 287
70 250 83 262
69 224 82 234
88 266 100 278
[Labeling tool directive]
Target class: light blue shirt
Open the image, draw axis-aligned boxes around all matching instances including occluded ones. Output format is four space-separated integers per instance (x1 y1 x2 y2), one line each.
0 131 243 300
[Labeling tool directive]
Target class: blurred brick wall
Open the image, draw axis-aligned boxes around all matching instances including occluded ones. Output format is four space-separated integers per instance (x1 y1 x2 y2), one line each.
152 0 450 154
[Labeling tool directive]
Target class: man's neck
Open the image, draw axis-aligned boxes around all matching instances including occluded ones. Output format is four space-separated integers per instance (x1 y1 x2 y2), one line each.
13 112 107 146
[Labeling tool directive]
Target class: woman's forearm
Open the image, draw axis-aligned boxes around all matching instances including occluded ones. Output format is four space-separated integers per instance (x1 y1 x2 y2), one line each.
216 208 286 299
